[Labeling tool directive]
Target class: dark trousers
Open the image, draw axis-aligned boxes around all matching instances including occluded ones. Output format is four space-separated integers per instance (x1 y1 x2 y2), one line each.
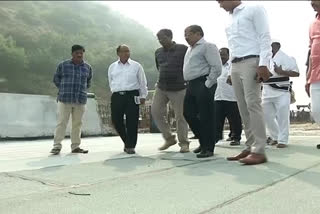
111 90 140 149
183 77 217 152
215 100 242 141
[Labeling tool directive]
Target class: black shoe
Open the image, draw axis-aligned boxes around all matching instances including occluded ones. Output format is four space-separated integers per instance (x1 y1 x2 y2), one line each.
189 135 199 140
226 137 233 141
71 148 88 154
230 140 240 146
317 144 320 149
196 151 213 158
193 146 202 153
124 148 136 154
50 148 61 155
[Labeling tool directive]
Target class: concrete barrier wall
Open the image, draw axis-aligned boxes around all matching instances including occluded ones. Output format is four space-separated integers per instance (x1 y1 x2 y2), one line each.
0 93 104 138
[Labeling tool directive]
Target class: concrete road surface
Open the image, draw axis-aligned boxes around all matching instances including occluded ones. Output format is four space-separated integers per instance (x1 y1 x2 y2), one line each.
0 131 320 214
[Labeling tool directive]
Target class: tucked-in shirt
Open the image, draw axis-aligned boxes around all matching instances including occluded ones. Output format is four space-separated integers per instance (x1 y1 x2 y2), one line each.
308 15 320 84
155 43 188 91
263 50 299 99
53 59 92 104
108 58 148 98
215 62 237 102
183 38 222 88
225 3 272 67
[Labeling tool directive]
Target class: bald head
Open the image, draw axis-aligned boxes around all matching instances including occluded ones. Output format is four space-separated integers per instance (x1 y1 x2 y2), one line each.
117 44 130 63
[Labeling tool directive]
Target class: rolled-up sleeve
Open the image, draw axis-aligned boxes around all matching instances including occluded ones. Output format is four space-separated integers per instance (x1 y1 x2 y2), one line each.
137 64 148 98
205 43 222 88
253 6 272 67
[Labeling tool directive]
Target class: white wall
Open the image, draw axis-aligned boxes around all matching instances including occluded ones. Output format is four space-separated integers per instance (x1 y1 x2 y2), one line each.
0 93 105 138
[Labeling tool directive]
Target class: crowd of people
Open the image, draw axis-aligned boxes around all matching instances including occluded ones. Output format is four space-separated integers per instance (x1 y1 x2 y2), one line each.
49 0 320 166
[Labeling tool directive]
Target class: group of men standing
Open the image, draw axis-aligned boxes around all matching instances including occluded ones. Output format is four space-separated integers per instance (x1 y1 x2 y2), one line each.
50 0 319 166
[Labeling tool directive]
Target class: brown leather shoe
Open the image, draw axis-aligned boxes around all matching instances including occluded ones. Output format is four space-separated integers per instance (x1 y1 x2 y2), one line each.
227 150 250 161
239 153 267 165
277 143 287 148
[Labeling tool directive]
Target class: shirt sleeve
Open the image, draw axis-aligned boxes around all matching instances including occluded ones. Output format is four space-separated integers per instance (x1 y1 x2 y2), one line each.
107 64 113 93
205 43 222 88
87 65 93 89
53 63 62 88
253 5 272 67
137 64 148 98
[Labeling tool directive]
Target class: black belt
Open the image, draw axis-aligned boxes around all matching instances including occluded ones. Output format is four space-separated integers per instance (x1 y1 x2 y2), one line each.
265 77 289 83
269 84 289 91
232 55 259 63
189 75 208 82
114 90 139 95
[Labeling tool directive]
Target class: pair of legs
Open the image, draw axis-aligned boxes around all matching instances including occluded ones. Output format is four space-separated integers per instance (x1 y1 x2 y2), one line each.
215 100 242 145
151 87 189 152
310 82 320 149
229 58 267 165
183 77 217 158
262 92 290 147
111 91 140 153
52 102 87 154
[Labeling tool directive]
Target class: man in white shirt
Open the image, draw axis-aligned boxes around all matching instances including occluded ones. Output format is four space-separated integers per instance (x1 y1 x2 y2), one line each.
215 48 243 146
218 0 272 165
262 40 299 148
183 25 222 158
107 45 148 154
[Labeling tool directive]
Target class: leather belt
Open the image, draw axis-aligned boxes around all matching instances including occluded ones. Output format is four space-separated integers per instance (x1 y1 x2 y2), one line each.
232 55 259 63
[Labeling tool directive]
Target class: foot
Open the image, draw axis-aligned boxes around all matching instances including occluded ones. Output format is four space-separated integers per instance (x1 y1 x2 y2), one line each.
159 136 177 151
71 148 88 154
179 144 190 153
317 144 320 149
226 137 233 141
267 137 278 146
230 140 240 146
50 148 61 155
189 135 199 140
124 148 136 154
227 150 250 161
193 146 202 154
277 143 287 148
196 151 213 158
239 153 267 165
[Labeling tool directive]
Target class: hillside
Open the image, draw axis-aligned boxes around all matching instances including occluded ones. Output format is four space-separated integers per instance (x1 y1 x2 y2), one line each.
0 1 159 102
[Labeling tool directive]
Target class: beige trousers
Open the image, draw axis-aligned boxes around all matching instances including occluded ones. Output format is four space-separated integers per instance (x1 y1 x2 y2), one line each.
53 102 86 150
231 58 267 154
151 87 189 146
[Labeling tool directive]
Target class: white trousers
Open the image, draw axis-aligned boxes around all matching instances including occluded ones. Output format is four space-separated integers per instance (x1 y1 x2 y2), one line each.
262 92 290 144
311 82 320 124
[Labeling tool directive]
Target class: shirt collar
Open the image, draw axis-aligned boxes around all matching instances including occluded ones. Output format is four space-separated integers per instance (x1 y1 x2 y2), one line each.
70 59 85 66
117 58 132 65
193 37 206 47
232 3 245 14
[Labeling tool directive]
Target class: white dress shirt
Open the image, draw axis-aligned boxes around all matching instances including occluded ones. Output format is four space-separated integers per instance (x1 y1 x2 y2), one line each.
183 38 222 88
215 62 237 102
108 59 148 98
225 3 272 67
263 50 299 99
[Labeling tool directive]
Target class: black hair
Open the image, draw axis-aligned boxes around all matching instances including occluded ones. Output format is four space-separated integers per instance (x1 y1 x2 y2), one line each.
157 29 173 38
71 45 85 53
186 25 204 37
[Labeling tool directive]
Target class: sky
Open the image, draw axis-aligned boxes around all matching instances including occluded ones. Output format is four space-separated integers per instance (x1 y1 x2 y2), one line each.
98 1 315 107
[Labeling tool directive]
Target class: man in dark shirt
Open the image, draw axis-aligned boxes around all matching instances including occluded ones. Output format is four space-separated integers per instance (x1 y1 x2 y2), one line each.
50 45 92 155
151 29 190 153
